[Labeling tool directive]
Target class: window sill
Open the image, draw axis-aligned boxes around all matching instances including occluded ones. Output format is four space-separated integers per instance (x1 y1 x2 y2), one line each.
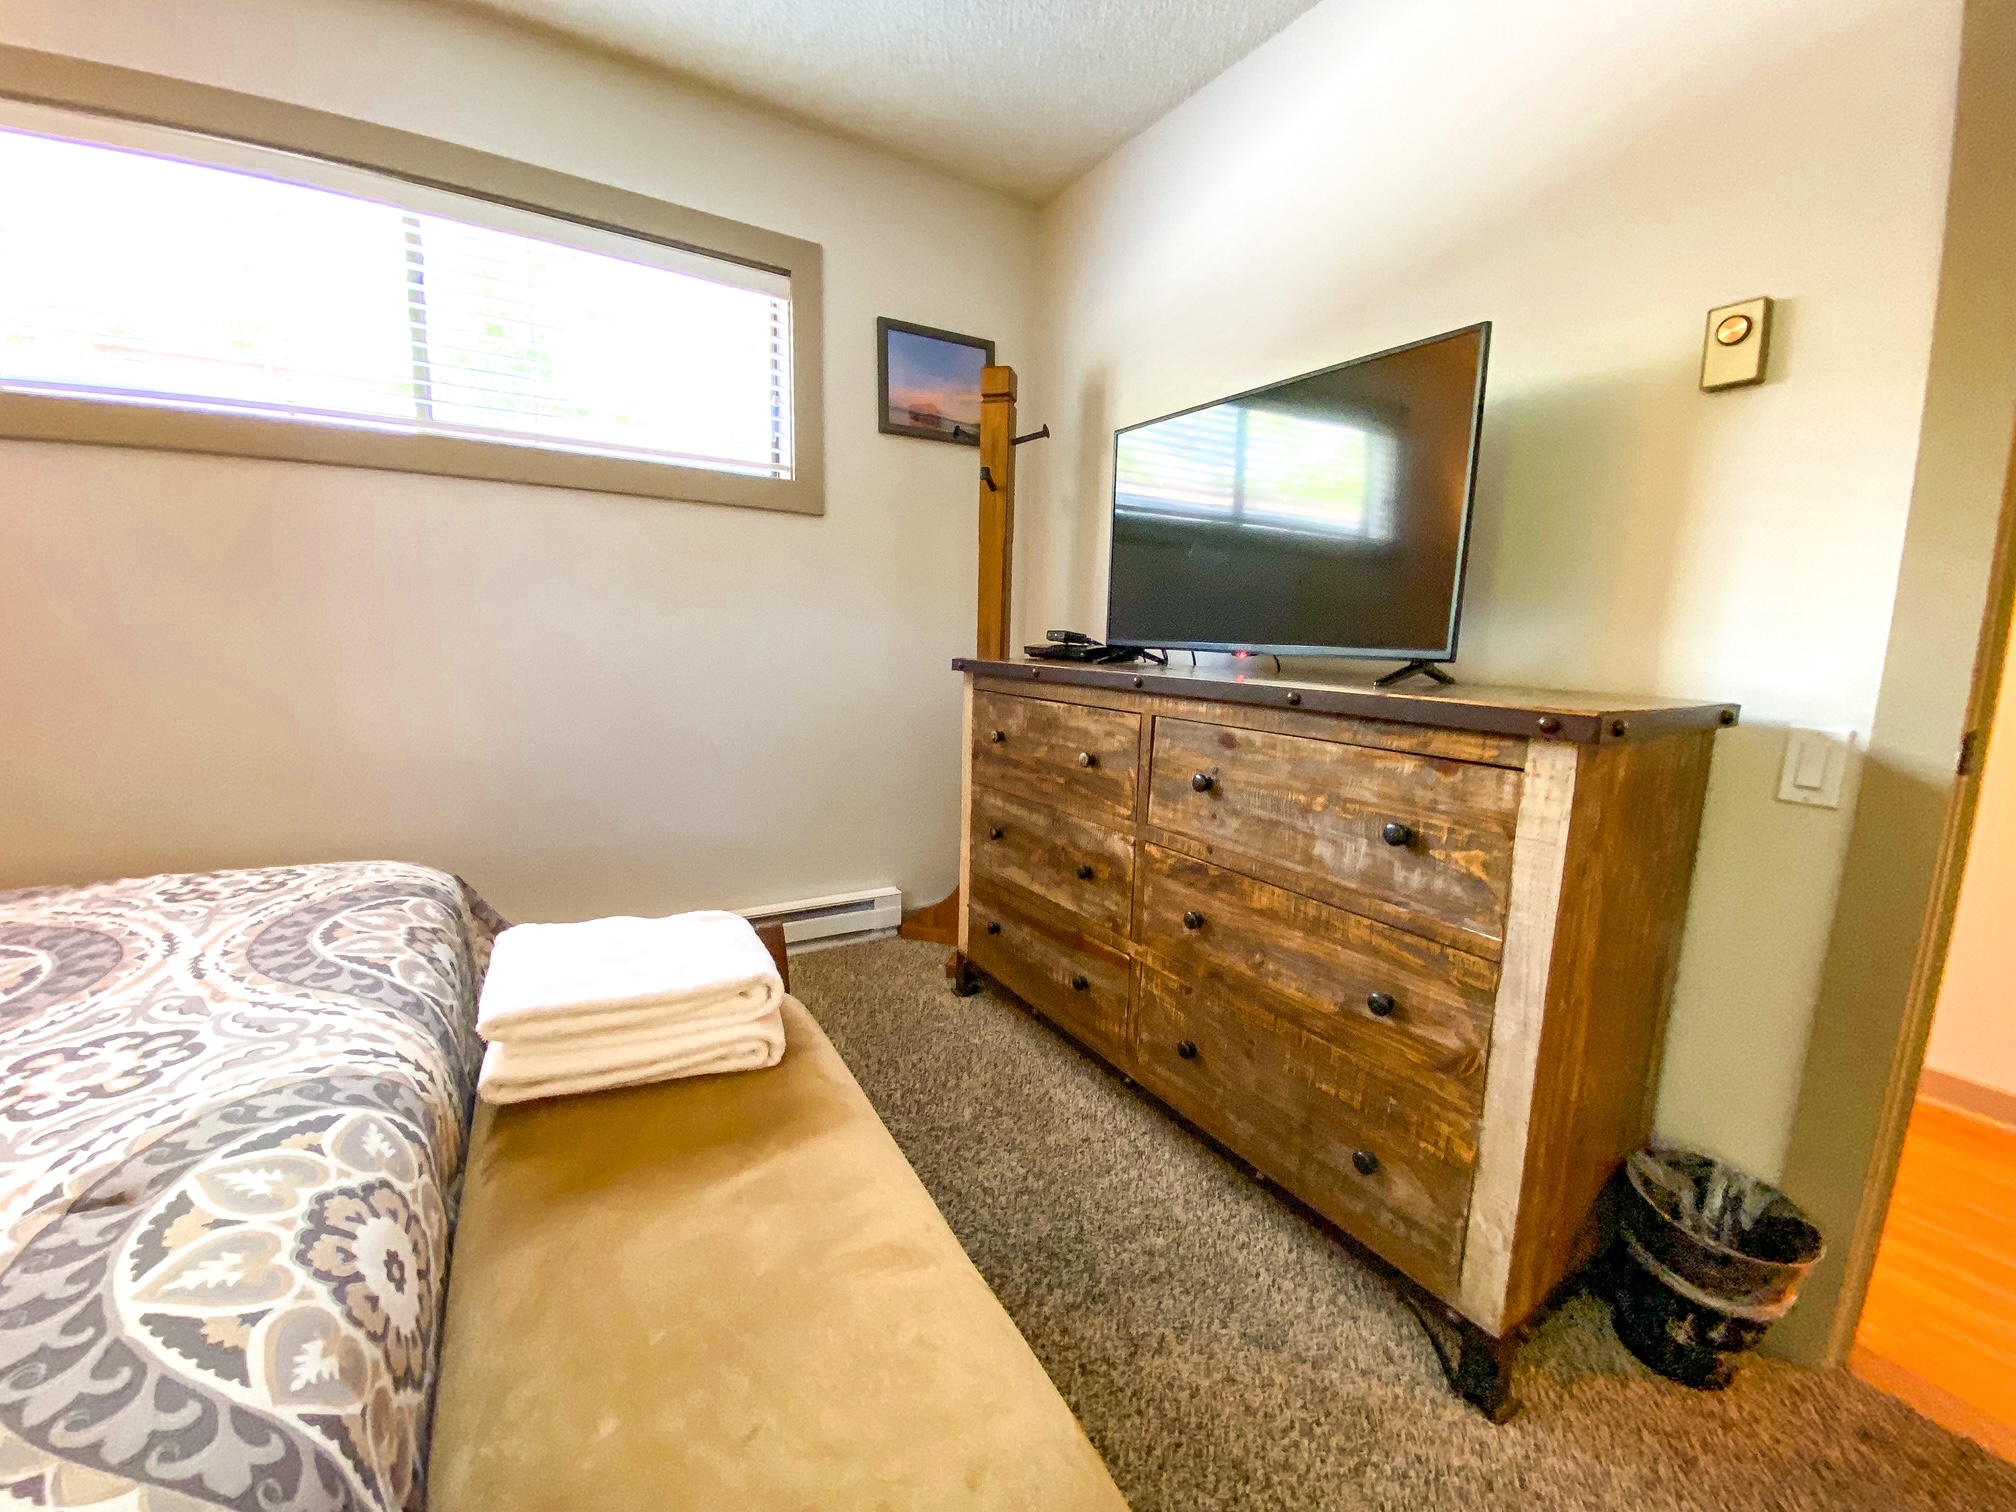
0 391 825 514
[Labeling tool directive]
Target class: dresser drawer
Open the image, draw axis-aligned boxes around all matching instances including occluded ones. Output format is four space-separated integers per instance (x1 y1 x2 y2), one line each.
1147 717 1521 950
1133 964 1475 1296
1136 844 1494 1107
972 690 1140 820
968 881 1132 1062
970 787 1134 935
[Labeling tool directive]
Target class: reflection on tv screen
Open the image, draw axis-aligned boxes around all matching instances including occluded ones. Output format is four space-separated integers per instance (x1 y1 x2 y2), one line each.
1107 324 1488 658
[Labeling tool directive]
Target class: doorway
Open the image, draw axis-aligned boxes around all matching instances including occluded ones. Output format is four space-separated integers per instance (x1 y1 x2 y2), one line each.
1849 642 2016 1461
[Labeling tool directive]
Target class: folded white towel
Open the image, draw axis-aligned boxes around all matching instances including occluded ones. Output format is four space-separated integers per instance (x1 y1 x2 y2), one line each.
473 909 788 1105
476 996 790 1105
477 909 783 1045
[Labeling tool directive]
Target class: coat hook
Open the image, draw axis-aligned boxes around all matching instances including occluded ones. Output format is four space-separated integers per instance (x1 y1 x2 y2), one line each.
979 465 998 492
1012 424 1051 446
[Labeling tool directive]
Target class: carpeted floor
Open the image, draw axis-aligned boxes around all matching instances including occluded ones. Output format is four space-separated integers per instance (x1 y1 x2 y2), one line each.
792 938 2016 1512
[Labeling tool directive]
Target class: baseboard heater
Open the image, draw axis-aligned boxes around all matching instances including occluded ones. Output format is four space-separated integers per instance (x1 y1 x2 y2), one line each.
738 886 903 953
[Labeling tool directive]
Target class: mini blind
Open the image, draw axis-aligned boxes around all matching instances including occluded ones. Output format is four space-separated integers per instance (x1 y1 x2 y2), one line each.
0 99 794 478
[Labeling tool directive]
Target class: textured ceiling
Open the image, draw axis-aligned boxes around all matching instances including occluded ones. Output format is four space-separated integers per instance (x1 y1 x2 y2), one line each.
444 0 1324 201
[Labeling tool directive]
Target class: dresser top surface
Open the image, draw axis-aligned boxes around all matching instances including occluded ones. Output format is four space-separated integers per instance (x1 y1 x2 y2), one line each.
952 658 1739 745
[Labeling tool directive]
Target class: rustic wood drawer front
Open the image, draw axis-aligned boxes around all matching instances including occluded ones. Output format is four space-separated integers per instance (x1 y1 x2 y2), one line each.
972 690 1141 820
1148 717 1521 950
970 787 1133 935
1135 844 1495 1108
968 881 1133 1062
1134 964 1475 1296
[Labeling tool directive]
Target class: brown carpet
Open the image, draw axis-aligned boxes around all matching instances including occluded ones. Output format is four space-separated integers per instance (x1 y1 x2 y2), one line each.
792 938 2016 1512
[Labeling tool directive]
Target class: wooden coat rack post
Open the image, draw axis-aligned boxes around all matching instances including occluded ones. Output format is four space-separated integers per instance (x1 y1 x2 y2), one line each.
900 364 1020 945
975 365 1017 660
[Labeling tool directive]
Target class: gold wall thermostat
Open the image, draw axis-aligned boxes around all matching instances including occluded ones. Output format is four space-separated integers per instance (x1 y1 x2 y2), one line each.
1701 296 1772 391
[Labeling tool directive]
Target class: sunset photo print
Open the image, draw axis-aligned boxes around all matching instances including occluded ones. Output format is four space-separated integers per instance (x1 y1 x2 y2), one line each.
878 317 994 445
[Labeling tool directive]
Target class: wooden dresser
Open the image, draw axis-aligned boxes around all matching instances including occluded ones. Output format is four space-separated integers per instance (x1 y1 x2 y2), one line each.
946 658 1734 1413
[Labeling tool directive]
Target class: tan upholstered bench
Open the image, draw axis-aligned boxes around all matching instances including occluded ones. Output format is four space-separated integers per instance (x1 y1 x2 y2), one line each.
429 993 1127 1511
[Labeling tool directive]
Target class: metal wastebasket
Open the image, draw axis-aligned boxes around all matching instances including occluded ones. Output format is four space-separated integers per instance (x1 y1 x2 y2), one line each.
1601 1145 1824 1389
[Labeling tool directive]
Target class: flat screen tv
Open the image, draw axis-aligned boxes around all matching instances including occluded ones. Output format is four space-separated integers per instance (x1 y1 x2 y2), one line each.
1106 322 1489 662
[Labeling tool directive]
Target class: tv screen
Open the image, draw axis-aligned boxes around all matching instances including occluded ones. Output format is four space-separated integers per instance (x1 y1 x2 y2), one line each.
1105 323 1489 660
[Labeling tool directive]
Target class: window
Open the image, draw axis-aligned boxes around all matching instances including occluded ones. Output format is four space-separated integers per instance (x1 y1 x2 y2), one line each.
0 65 822 513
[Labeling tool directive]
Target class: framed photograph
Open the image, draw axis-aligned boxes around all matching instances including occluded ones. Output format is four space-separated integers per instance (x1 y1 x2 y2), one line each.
878 317 995 445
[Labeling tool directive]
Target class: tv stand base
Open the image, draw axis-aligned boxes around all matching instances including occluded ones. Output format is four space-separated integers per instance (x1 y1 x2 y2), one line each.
1374 659 1455 688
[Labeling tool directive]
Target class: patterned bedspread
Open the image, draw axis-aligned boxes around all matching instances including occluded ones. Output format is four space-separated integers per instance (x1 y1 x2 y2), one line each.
0 862 500 1512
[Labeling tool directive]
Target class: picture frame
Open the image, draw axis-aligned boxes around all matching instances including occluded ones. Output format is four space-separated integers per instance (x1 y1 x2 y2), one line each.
877 317 995 445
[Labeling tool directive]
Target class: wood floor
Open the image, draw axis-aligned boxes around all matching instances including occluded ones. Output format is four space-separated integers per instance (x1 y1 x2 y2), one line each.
1854 1094 2016 1463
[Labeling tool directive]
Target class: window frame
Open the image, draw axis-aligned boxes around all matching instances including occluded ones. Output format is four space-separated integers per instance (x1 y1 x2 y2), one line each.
0 45 825 516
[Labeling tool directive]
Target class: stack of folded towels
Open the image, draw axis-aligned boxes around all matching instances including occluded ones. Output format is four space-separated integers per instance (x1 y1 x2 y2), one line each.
475 909 789 1105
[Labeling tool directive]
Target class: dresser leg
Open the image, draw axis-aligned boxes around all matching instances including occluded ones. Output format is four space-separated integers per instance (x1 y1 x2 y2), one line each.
947 950 983 997
1446 1323 1517 1422
1403 1296 1518 1421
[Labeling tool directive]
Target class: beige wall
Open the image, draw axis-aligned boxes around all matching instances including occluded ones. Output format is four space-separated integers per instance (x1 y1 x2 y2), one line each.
1025 0 1964 1181
1926 645 2016 1097
0 0 1035 923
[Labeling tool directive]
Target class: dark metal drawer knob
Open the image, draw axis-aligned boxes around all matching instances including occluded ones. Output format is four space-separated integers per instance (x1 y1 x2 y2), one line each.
1077 751 1098 768
1366 991 1397 1018
1076 863 1095 880
1176 1039 1199 1060
1381 821 1414 847
1182 910 1205 931
1191 771 1215 793
990 729 1006 743
1352 1149 1379 1176
1070 973 1090 991
986 920 1001 935
988 826 1004 841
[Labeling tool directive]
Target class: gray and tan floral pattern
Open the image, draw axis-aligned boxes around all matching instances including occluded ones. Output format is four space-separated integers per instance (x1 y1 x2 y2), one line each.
0 863 499 1512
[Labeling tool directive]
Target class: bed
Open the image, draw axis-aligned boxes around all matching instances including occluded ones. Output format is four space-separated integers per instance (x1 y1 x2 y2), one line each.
0 861 1127 1512
0 861 500 1512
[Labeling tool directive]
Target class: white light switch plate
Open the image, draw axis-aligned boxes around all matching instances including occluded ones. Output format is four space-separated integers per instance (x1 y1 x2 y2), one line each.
1777 727 1855 808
